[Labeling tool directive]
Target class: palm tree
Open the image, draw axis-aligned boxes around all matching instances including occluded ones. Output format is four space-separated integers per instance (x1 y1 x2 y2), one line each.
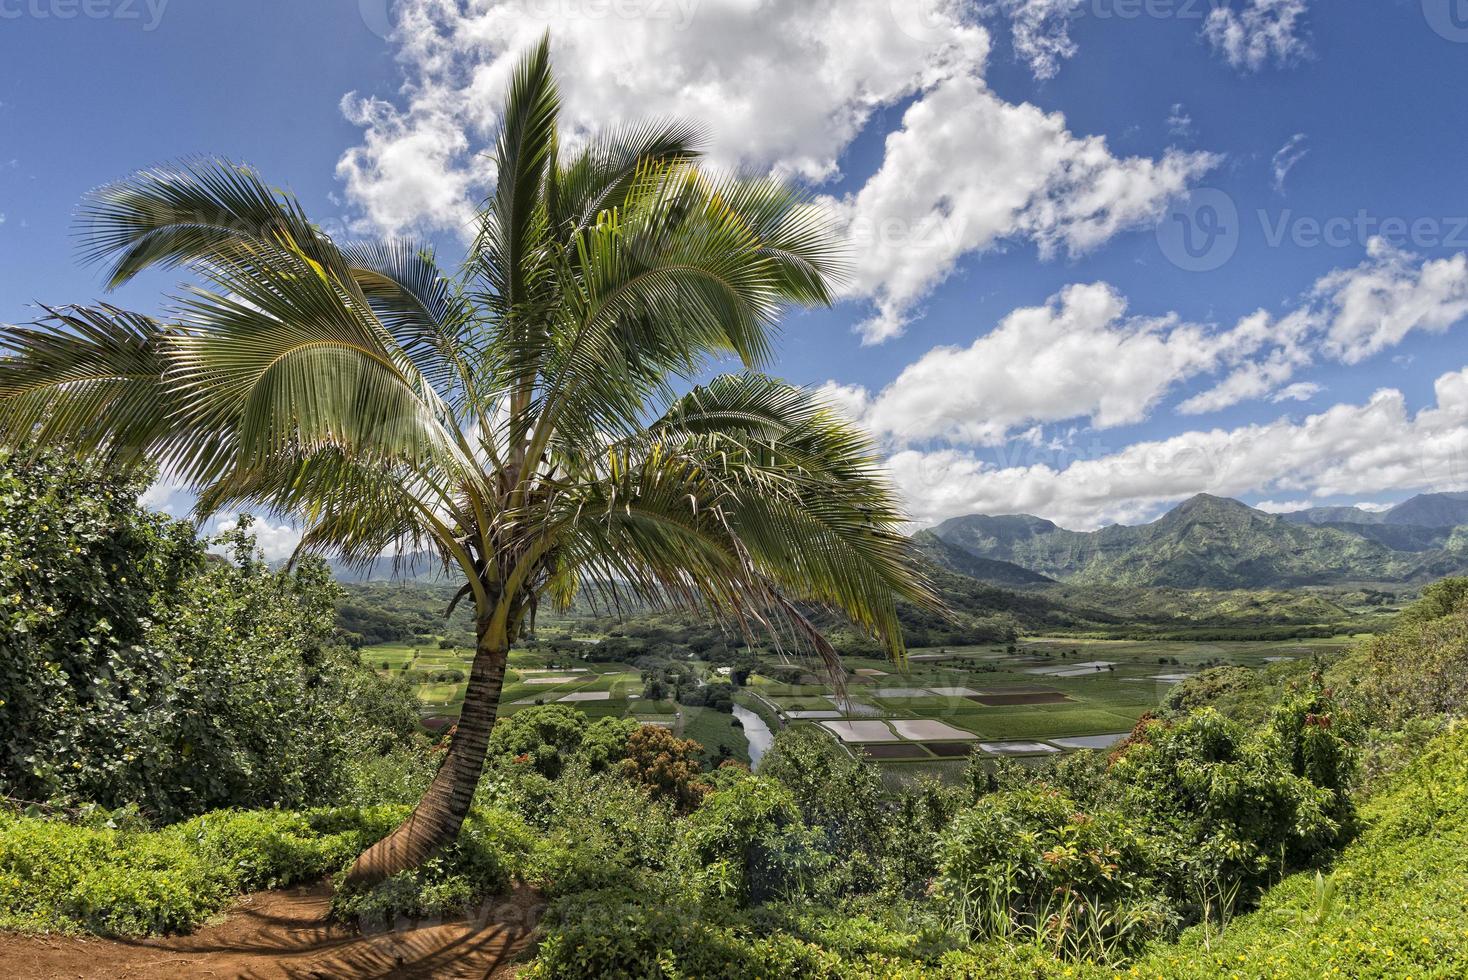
0 38 934 885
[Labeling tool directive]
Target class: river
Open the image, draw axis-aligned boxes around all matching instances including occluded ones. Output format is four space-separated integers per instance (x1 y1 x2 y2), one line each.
732 703 775 770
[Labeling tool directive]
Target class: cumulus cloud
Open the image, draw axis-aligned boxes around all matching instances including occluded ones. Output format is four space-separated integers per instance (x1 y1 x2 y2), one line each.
215 517 304 564
824 241 1468 465
340 0 987 236
835 283 1264 444
825 77 1218 343
341 1 1213 343
1204 0 1311 72
888 367 1468 529
1316 239 1468 364
1175 243 1468 412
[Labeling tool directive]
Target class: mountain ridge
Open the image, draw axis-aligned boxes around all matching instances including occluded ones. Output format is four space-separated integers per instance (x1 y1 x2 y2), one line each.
930 493 1468 589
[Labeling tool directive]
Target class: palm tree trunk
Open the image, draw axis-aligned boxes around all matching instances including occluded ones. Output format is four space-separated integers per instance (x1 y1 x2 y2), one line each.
343 622 509 888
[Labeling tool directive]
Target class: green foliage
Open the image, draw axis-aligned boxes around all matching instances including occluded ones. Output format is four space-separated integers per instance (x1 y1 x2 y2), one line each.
0 806 402 936
330 807 534 928
1108 709 1350 916
1331 576 1468 729
526 886 841 980
937 789 1174 961
1113 722 1468 979
683 772 824 906
488 704 636 778
0 452 423 821
0 450 197 806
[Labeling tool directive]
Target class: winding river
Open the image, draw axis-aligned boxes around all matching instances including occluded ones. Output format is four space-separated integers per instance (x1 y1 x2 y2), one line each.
732 704 775 770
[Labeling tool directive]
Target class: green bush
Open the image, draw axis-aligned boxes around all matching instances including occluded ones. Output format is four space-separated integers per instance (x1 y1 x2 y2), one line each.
330 807 534 928
936 789 1174 962
0 806 402 935
525 887 842 980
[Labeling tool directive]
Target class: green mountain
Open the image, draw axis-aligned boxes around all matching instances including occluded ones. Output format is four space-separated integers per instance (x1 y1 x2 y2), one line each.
909 529 1056 586
1283 491 1468 529
931 494 1456 589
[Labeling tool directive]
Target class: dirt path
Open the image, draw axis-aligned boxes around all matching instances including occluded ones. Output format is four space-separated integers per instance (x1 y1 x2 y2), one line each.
0 883 543 979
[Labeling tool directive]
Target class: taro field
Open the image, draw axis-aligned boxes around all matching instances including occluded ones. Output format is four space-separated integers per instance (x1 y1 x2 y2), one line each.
745 635 1356 786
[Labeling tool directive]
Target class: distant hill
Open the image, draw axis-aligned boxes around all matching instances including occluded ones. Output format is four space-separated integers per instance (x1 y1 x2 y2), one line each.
909 530 1056 586
1283 492 1468 529
931 493 1468 589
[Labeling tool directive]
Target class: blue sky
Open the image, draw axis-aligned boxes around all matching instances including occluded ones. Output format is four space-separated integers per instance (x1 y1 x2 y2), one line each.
3 0 1468 548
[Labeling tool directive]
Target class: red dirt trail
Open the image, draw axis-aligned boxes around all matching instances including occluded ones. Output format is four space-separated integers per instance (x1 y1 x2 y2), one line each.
0 883 543 979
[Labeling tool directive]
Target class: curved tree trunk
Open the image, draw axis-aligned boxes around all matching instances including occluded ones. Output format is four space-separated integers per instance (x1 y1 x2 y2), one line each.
343 622 509 888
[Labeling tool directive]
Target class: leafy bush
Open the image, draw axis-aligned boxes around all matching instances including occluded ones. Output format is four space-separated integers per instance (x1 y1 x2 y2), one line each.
525 886 841 980
329 807 534 929
0 806 402 935
1108 710 1348 920
936 789 1174 961
682 772 827 906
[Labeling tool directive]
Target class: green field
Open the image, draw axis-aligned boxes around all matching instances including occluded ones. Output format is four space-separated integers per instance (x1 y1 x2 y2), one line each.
364 638 753 763
745 635 1355 776
364 632 1352 776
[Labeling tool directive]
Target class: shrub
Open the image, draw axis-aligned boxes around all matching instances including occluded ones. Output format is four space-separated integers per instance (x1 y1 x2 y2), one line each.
489 704 590 778
0 806 403 936
525 887 841 980
936 789 1174 962
681 772 826 906
1108 710 1345 921
329 807 534 929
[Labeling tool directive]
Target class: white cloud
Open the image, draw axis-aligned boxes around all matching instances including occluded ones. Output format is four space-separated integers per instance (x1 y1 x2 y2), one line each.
139 473 191 516
1271 381 1323 403
1271 132 1308 193
991 0 1083 80
1167 103 1194 139
215 517 304 564
826 76 1218 342
1253 499 1315 513
340 0 988 236
1316 239 1468 364
1204 0 1311 72
890 367 1468 529
1176 243 1468 412
342 1 1214 345
838 283 1251 443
